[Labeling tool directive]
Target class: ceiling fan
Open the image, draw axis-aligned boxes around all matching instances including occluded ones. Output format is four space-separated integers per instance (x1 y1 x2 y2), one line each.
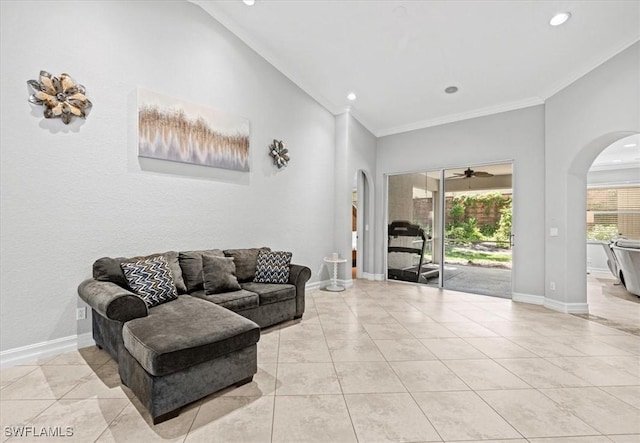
449 167 494 179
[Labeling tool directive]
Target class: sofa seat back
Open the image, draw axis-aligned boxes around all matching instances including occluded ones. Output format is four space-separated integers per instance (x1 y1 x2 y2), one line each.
122 295 260 377
612 240 640 296
190 289 259 312
241 282 296 305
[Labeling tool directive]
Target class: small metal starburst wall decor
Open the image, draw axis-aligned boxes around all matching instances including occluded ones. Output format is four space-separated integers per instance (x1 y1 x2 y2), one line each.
27 70 92 125
269 139 290 169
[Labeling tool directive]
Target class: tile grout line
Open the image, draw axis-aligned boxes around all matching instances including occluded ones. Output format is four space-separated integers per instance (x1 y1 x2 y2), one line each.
91 398 131 443
318 289 363 443
269 314 283 443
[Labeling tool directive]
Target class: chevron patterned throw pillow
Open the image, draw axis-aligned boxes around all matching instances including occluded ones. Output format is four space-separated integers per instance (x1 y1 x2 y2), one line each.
121 255 178 308
253 251 292 284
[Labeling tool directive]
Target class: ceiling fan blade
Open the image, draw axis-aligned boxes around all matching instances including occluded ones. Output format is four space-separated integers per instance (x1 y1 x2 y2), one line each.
474 171 494 177
452 172 465 176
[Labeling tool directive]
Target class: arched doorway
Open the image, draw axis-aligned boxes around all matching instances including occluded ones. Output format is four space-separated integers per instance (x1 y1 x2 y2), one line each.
564 131 639 310
353 169 374 279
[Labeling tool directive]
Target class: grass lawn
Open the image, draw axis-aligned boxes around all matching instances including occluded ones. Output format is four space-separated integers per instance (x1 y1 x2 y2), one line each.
443 246 512 269
422 245 512 268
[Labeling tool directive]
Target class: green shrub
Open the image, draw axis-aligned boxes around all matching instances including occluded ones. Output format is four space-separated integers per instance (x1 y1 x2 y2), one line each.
449 203 465 225
479 224 497 237
495 206 512 248
587 225 619 241
445 192 513 246
463 217 484 241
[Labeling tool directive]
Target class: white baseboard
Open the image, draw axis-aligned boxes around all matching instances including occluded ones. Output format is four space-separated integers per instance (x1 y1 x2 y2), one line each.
0 332 95 370
361 273 384 281
512 293 589 314
306 280 324 291
544 298 589 314
512 292 545 305
307 279 355 291
77 332 96 349
339 278 354 288
587 267 610 275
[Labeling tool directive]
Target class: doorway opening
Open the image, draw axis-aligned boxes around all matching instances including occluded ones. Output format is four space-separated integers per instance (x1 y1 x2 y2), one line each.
585 134 640 318
353 170 372 280
386 163 513 298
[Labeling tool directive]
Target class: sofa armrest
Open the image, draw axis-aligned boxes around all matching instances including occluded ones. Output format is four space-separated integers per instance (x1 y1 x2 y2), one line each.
288 264 312 318
78 279 148 323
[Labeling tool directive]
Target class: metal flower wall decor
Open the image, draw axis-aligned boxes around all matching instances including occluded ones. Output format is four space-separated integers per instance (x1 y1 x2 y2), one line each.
27 71 92 124
269 139 290 168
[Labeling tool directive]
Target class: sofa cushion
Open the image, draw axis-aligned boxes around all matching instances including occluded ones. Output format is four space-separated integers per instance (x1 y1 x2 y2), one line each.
223 247 271 283
122 295 260 377
93 251 187 293
241 282 296 305
120 256 178 308
254 251 292 284
178 249 225 292
190 289 259 312
202 255 242 294
615 239 640 249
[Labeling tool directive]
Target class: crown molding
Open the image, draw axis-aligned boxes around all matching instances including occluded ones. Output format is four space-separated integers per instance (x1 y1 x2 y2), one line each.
541 36 640 100
190 1 638 139
190 0 342 115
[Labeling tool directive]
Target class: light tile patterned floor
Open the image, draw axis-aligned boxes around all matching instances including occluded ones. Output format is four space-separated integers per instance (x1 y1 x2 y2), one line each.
1 276 639 442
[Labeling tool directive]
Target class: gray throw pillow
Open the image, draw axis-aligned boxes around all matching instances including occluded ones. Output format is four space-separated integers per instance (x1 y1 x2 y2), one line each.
178 249 225 292
120 256 178 308
223 247 271 282
93 251 187 293
202 255 242 295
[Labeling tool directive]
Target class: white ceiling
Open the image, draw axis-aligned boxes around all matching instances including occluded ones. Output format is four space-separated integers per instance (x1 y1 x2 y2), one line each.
590 134 640 171
191 0 639 137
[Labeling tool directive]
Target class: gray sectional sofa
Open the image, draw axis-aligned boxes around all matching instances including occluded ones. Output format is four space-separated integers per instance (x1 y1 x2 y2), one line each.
78 247 311 423
610 239 640 296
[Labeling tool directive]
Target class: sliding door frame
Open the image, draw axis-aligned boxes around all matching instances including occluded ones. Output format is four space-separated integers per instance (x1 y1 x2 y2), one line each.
384 160 515 295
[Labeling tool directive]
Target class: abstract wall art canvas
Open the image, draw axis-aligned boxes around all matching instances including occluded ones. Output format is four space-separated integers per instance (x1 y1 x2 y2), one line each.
138 89 250 172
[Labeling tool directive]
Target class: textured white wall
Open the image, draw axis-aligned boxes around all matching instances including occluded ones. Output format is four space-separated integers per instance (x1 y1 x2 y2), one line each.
347 113 377 277
0 1 336 351
375 106 546 298
544 42 640 309
332 112 377 281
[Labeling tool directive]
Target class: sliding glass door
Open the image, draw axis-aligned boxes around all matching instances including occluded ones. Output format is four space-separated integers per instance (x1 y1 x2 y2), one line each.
442 164 513 298
387 171 442 285
387 163 513 298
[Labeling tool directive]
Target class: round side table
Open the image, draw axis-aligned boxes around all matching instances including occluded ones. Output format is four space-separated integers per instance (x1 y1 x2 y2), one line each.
324 256 348 292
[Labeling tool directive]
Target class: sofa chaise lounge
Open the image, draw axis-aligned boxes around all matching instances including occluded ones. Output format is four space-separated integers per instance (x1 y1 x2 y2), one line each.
78 247 311 423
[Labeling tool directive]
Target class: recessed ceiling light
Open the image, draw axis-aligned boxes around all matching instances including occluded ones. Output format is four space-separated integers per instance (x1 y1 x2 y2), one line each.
550 12 571 26
242 0 255 5
444 86 458 94
624 143 637 148
347 92 357 101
